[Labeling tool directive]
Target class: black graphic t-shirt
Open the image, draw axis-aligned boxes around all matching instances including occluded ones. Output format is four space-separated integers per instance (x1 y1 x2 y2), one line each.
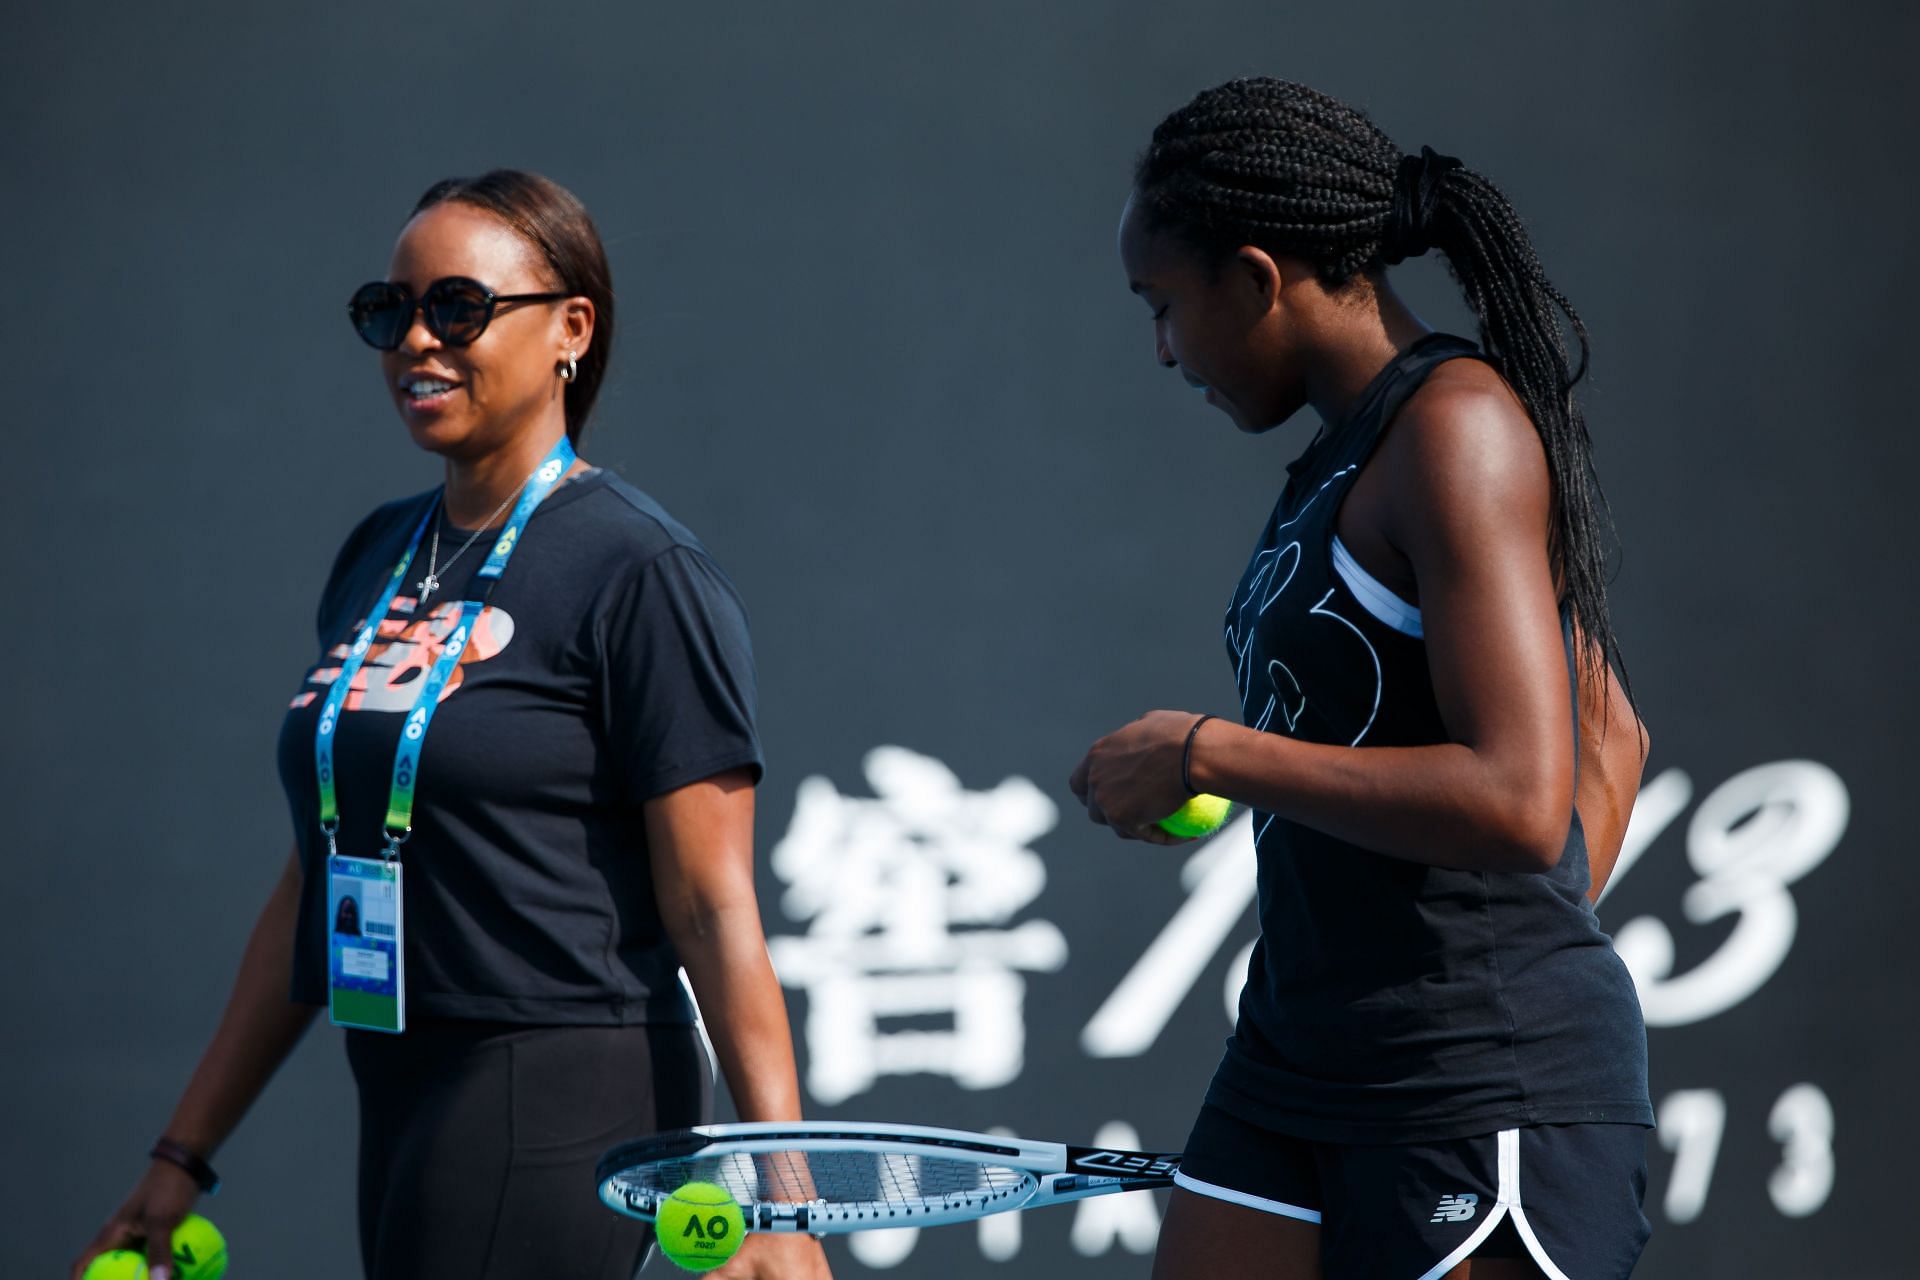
1207 334 1653 1143
277 469 762 1024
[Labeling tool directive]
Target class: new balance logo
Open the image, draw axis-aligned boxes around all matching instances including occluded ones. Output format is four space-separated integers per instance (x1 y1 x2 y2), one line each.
1430 1193 1479 1224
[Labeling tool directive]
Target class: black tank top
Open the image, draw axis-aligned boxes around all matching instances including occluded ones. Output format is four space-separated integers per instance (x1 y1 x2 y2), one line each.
1206 333 1653 1143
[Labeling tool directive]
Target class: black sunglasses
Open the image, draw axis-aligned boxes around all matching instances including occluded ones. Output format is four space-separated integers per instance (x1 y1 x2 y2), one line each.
347 276 571 350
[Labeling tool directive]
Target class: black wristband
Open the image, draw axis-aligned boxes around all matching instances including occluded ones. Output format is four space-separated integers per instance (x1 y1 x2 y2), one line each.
1181 714 1215 796
150 1137 221 1195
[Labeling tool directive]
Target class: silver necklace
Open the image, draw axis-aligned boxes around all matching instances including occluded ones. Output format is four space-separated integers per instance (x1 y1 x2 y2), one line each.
418 488 518 606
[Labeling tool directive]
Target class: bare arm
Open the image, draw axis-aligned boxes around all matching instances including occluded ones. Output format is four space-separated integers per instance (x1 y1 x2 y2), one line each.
647 769 804 1122
646 769 831 1279
74 848 319 1279
1072 372 1582 874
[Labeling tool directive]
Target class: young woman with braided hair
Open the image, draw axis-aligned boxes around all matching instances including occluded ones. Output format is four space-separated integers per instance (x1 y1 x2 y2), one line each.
1070 78 1653 1278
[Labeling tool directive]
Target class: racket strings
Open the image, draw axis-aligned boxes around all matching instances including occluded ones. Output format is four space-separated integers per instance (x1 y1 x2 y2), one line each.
612 1149 1034 1218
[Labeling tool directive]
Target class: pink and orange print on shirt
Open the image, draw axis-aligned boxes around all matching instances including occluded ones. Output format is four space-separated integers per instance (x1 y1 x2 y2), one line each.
290 595 515 712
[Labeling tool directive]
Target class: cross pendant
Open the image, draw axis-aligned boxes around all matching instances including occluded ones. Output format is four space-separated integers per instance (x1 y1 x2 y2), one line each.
418 573 440 603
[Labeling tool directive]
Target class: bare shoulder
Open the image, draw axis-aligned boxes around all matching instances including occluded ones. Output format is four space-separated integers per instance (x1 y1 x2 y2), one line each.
1373 355 1550 544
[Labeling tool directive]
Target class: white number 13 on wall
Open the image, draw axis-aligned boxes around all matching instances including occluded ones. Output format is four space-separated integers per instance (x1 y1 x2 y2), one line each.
1656 1083 1833 1225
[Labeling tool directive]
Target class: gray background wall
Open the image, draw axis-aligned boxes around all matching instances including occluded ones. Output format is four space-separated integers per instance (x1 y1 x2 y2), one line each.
4 2 1914 1276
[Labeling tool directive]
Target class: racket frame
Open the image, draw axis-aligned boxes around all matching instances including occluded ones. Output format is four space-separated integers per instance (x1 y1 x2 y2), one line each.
596 1120 1180 1236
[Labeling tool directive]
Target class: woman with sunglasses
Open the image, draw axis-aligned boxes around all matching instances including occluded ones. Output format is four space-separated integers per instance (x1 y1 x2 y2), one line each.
74 171 831 1280
1070 79 1654 1278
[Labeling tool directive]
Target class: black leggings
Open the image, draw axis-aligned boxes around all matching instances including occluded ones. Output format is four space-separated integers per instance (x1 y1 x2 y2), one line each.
345 1019 711 1280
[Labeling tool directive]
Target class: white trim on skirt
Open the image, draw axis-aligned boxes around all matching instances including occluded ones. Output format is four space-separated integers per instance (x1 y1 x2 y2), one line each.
1172 1168 1321 1225
1172 1127 1576 1280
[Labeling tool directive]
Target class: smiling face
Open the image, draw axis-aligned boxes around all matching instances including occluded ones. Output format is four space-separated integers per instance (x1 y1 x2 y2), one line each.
378 201 593 461
1117 191 1312 433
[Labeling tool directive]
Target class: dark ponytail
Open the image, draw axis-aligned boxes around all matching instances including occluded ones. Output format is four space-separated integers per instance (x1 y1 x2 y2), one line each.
1134 77 1628 703
412 170 614 444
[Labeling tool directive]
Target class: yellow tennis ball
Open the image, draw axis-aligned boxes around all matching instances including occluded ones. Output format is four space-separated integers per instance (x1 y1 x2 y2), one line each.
655 1181 746 1273
171 1213 228 1280
81 1252 147 1280
1158 792 1232 838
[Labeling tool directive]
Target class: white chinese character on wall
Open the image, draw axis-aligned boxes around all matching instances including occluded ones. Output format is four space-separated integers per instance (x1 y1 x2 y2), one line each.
767 746 1068 1105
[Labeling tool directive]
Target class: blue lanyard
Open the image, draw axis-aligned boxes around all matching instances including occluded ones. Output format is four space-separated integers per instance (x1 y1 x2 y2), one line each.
314 435 576 856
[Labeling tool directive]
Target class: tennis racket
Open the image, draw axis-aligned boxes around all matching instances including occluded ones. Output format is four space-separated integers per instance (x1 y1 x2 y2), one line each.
597 1121 1180 1235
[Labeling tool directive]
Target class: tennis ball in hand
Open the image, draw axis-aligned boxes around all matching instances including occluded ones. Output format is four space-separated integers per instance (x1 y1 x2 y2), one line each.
1158 793 1232 838
171 1213 228 1279
82 1252 147 1280
656 1181 746 1272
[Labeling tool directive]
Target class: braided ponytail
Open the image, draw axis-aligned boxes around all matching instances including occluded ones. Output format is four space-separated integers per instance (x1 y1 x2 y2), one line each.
1135 77 1628 702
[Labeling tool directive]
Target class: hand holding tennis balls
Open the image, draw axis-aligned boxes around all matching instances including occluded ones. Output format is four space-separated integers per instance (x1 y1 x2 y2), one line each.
656 1181 746 1273
80 1214 227 1280
1070 710 1237 840
1158 792 1232 838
